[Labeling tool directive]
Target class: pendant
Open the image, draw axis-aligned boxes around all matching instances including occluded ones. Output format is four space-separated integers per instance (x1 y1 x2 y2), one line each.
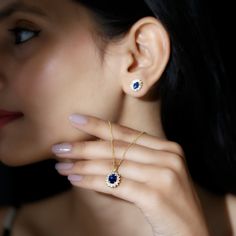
106 170 121 188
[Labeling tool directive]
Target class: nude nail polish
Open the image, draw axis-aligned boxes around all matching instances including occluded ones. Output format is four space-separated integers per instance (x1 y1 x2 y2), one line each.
55 162 74 171
68 175 83 182
52 143 72 154
69 114 88 125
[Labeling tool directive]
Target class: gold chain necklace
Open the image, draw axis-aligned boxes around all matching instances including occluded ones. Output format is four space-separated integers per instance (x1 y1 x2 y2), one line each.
106 120 145 188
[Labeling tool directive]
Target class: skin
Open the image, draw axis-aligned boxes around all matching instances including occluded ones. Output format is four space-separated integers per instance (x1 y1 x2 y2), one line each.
0 0 235 235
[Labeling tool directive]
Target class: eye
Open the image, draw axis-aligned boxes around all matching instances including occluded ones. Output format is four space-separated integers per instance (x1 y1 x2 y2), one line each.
8 27 41 45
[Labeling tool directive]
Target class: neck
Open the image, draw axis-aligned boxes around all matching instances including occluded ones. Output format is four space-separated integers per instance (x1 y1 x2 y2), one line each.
116 94 166 138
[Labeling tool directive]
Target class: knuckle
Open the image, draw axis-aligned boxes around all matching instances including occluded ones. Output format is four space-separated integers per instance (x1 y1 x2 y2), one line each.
169 154 185 173
161 168 178 187
171 142 185 157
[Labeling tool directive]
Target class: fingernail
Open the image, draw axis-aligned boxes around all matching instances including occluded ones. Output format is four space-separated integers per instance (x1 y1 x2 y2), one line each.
55 162 74 171
69 114 88 125
52 143 72 154
68 175 83 182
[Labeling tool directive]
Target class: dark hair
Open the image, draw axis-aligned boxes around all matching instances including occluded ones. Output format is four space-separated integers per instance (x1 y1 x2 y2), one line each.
73 0 236 195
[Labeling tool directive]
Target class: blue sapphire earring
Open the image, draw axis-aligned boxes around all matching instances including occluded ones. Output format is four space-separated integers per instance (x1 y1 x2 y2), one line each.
130 79 144 92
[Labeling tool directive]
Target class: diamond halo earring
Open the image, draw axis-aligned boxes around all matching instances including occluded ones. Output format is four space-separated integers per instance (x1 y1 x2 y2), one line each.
130 79 144 92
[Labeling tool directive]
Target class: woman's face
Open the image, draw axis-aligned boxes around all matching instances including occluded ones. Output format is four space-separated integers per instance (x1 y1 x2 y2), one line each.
0 0 123 166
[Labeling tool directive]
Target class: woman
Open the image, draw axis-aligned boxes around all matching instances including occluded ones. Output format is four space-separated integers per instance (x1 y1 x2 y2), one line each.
0 0 235 235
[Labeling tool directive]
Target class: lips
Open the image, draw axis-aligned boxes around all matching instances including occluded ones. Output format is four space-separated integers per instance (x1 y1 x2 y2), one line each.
0 110 24 128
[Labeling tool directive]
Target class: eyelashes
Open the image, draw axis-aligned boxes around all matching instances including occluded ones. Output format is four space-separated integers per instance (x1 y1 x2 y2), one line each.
8 27 41 45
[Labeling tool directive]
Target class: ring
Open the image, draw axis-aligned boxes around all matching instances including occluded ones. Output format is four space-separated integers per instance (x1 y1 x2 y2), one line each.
106 170 121 188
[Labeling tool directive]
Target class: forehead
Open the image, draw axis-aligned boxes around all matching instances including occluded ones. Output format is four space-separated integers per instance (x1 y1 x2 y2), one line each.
0 0 93 27
0 0 50 10
0 0 84 17
0 1 47 20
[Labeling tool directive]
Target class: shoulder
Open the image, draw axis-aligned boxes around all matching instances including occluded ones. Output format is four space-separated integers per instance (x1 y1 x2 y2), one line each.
226 194 236 235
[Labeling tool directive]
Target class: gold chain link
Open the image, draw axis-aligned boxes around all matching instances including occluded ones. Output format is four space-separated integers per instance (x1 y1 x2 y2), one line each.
108 120 145 172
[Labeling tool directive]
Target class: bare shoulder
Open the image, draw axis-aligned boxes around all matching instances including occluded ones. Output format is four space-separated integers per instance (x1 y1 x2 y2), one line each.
226 194 236 235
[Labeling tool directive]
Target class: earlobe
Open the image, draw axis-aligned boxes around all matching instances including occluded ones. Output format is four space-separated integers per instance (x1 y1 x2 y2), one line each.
121 17 170 98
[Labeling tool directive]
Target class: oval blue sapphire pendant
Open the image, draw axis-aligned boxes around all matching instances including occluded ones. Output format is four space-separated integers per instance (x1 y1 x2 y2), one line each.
106 171 121 188
130 79 143 92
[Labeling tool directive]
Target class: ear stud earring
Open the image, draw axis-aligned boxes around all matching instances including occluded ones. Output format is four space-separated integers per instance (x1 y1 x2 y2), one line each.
130 79 143 92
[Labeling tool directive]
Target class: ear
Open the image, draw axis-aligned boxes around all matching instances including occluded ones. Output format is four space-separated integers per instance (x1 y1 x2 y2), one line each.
119 16 170 97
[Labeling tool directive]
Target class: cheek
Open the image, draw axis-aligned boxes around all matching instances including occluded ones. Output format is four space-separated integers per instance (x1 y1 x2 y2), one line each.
14 31 100 105
2 36 100 166
2 31 122 167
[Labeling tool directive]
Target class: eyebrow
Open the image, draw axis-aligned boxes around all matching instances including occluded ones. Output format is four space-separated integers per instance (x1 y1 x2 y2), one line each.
0 2 48 21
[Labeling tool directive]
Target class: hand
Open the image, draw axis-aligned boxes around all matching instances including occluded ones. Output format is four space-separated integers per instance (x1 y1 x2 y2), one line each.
52 114 210 236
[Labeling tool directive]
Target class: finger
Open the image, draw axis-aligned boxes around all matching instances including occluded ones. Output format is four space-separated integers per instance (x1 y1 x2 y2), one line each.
67 174 153 206
69 114 184 156
52 140 185 168
55 159 187 188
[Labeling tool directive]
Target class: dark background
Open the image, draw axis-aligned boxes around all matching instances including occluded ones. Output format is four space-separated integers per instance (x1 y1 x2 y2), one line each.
211 2 234 92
